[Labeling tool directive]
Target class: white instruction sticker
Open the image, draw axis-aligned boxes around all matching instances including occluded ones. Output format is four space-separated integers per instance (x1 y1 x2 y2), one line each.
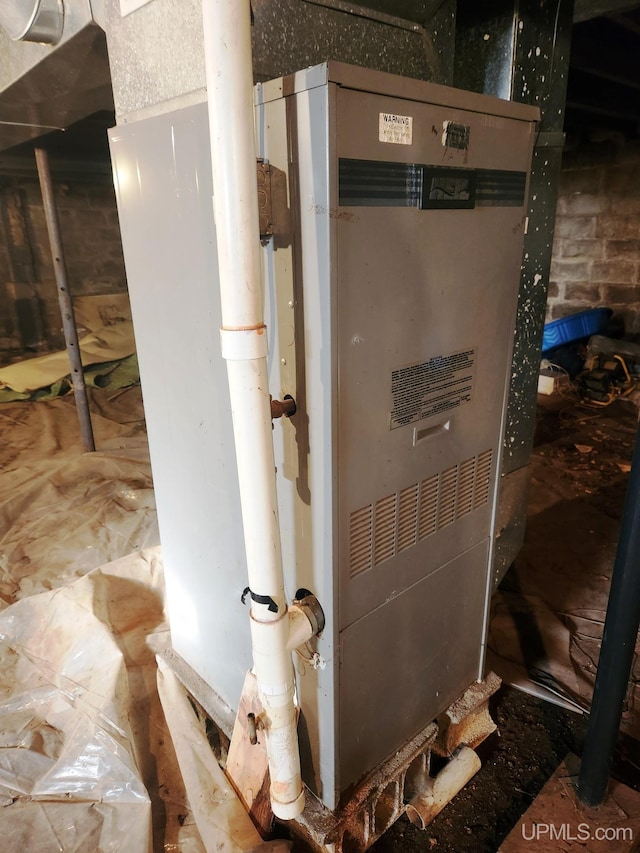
390 349 476 429
379 113 413 145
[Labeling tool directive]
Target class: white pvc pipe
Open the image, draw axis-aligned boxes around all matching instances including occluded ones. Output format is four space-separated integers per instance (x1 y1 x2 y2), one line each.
405 747 481 829
203 0 262 330
202 0 305 821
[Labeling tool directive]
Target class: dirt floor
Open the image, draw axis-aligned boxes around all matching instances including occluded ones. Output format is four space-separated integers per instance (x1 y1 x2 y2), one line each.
369 396 640 853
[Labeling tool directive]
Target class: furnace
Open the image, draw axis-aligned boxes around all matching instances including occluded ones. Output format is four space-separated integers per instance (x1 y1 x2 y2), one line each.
110 61 537 814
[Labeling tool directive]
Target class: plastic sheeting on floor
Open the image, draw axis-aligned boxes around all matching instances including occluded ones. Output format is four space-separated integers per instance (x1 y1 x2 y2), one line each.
0 551 290 852
0 321 138 402
0 354 140 403
0 390 289 851
0 390 158 606
0 552 160 851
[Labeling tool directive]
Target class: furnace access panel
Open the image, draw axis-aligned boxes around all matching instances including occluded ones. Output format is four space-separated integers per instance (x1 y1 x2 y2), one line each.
110 62 537 811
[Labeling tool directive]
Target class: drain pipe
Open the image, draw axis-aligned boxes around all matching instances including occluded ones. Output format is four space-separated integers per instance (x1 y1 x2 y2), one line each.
406 747 481 829
202 0 320 821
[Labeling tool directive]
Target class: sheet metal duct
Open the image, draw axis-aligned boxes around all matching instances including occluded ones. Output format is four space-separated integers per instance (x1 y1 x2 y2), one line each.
455 0 574 586
0 2 112 152
0 0 455 151
0 0 65 44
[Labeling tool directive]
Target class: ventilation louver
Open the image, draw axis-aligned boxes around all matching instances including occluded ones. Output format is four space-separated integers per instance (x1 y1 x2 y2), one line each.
349 449 493 578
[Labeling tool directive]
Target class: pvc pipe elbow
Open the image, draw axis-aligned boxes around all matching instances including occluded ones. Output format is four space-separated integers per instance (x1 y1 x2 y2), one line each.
286 593 325 653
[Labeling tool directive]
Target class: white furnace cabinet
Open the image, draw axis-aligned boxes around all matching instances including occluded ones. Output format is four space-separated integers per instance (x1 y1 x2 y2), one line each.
110 62 537 810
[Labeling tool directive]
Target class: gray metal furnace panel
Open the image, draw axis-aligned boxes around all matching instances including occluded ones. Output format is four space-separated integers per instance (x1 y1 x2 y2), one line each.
322 73 536 789
108 106 252 712
335 107 533 628
339 539 489 790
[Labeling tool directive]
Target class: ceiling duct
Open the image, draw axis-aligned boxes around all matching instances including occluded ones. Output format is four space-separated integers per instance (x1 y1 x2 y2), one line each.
0 0 65 45
0 2 113 153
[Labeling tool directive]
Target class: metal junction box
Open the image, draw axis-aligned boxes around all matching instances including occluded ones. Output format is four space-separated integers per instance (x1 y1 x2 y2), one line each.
109 62 537 811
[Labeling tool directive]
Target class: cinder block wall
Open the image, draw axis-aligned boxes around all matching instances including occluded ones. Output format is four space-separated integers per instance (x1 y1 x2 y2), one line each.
548 137 640 334
0 176 127 355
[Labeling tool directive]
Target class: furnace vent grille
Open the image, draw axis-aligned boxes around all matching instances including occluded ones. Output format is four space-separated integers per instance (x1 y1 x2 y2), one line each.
349 449 493 578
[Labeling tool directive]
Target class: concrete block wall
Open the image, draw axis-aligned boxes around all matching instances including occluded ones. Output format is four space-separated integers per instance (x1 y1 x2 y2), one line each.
0 176 127 356
548 137 640 334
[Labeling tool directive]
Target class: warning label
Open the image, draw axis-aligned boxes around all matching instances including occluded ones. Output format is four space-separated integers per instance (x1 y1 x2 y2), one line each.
390 349 476 429
379 112 413 145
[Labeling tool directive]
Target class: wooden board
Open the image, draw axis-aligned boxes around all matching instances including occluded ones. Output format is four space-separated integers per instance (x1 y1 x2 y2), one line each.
226 670 273 837
500 754 640 852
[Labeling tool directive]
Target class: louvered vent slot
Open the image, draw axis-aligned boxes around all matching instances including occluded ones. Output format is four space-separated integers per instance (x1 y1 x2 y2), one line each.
397 484 419 552
418 474 438 540
374 493 398 566
456 457 476 518
349 505 373 578
474 449 493 508
348 449 494 578
437 465 458 529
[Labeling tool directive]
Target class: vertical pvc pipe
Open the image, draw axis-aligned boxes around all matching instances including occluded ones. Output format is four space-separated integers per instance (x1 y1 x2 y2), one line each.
202 0 304 820
577 421 640 806
35 147 95 453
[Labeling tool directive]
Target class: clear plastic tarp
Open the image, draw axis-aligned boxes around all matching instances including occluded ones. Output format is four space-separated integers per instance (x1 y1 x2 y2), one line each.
0 389 286 852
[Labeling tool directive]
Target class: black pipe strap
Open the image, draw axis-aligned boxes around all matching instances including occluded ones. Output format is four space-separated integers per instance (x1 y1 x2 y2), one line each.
241 586 279 613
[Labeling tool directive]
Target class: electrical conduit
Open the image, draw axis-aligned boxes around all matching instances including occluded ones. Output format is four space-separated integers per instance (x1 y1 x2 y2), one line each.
201 0 306 821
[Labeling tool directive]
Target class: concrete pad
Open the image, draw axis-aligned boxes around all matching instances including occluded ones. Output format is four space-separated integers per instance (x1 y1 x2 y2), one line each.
500 754 640 851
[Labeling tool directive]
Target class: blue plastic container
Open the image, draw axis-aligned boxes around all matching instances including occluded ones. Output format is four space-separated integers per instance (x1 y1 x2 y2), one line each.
542 308 612 353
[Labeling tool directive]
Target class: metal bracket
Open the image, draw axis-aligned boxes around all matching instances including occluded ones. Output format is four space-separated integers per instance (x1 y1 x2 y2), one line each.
256 159 273 242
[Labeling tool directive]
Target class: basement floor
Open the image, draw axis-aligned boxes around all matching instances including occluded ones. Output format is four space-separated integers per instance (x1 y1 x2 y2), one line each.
0 389 639 851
